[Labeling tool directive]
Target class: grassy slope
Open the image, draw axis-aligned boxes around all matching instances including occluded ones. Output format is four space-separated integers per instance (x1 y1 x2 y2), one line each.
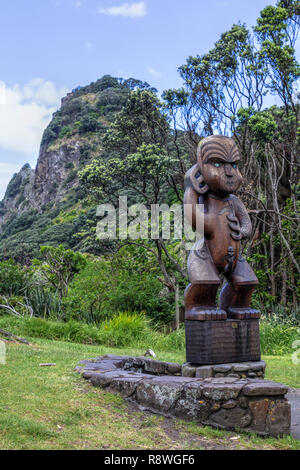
0 337 299 450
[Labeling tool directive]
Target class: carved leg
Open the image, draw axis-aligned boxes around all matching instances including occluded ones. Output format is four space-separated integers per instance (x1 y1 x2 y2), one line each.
221 257 261 319
185 282 227 321
220 282 261 319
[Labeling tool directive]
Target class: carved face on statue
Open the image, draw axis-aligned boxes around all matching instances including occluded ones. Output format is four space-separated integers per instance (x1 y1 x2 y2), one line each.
197 135 243 196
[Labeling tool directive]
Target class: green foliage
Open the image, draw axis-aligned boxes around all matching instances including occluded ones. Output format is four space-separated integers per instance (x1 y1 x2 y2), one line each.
0 316 100 344
33 245 87 299
80 143 177 204
5 173 23 198
254 4 300 103
26 286 62 319
99 312 149 347
248 109 278 142
0 259 27 296
104 89 170 156
59 126 73 139
62 259 111 323
0 312 298 360
63 169 78 185
41 111 63 146
78 114 99 134
260 321 299 355
40 74 139 148
63 256 174 325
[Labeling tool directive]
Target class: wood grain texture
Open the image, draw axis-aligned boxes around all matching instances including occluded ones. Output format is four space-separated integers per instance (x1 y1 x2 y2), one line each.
185 319 261 365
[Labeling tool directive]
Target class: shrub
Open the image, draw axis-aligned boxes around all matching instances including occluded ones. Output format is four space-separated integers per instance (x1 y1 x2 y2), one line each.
26 286 62 319
78 114 99 134
59 126 73 139
64 258 174 325
260 321 299 355
0 260 27 296
62 259 111 323
98 312 149 347
0 316 100 344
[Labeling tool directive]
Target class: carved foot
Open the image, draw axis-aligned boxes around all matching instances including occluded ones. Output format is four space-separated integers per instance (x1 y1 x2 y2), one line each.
227 307 261 320
185 307 227 321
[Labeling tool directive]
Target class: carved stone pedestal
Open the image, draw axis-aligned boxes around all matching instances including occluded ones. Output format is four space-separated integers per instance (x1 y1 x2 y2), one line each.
185 319 261 365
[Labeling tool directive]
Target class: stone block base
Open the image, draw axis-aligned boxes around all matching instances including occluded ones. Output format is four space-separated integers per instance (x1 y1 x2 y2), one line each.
185 319 261 364
182 360 266 380
76 355 291 438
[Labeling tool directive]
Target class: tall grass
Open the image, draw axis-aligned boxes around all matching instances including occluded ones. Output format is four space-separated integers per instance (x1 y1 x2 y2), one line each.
0 313 299 357
0 313 184 352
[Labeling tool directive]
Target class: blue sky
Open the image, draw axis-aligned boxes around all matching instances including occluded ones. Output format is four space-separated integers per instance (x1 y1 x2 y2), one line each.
0 0 298 198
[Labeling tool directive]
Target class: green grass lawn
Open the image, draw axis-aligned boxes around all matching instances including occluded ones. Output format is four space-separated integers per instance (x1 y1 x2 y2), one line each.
0 337 299 450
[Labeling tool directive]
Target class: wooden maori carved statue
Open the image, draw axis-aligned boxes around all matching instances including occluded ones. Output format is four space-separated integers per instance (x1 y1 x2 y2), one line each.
184 135 261 321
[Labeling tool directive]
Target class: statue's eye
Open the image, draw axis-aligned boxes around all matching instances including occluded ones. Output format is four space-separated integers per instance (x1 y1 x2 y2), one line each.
232 163 237 169
214 162 221 168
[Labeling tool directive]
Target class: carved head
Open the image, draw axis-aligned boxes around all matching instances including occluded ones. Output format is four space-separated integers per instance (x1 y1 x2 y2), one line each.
197 135 243 196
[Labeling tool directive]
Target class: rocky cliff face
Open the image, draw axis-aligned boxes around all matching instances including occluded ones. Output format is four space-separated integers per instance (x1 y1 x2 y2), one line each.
0 75 153 260
0 164 35 227
33 141 81 208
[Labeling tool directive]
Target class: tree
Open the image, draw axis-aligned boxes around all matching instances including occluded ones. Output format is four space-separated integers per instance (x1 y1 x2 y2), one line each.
162 0 300 309
33 245 87 299
80 89 188 300
0 259 27 296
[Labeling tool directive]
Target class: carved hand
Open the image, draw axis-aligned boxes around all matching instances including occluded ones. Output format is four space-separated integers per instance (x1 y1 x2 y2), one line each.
226 213 242 241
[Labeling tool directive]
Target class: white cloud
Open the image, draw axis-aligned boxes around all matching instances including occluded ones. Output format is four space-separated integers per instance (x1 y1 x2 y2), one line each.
98 2 147 18
0 79 68 156
146 66 161 78
73 0 82 7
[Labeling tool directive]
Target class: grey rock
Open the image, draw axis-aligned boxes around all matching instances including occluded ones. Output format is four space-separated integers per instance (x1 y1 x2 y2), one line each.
212 364 232 373
202 381 244 401
209 377 239 384
238 396 249 409
266 399 291 437
136 378 184 413
182 364 196 377
233 364 250 372
175 383 209 421
103 354 129 361
144 359 167 375
83 360 118 372
195 366 213 379
247 372 257 378
243 381 289 396
222 400 237 409
90 371 121 388
123 357 144 371
248 398 270 432
247 360 266 372
167 363 182 375
206 407 252 429
109 377 142 398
